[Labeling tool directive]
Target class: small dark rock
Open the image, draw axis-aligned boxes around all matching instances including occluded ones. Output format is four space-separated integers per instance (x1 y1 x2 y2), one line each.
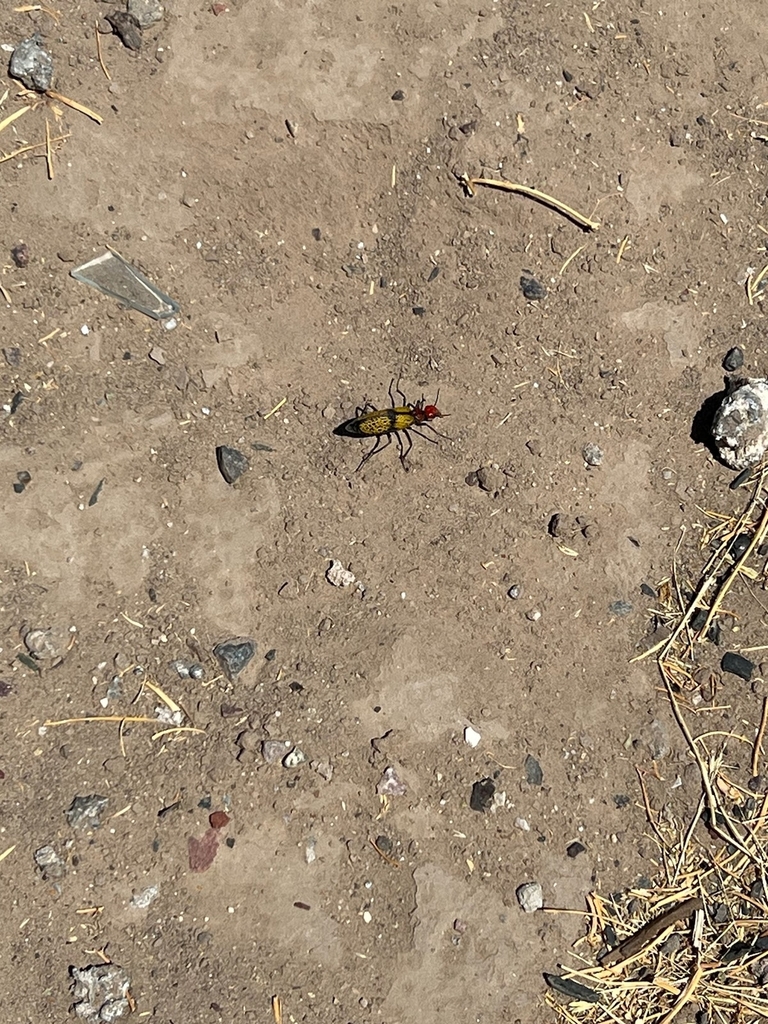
469 777 495 812
640 582 657 598
412 306 426 316
3 347 22 367
729 533 751 560
613 794 630 808
9 35 54 91
721 651 754 681
428 266 440 282
0 681 12 697
609 600 633 617
723 347 744 371
66 794 109 830
213 637 256 680
748 775 763 793
375 834 392 853
520 274 547 301
107 11 143 50
507 584 522 599
524 754 543 786
563 69 574 82
216 445 250 484
11 243 29 268
566 841 586 858
391 89 405 101
10 392 24 414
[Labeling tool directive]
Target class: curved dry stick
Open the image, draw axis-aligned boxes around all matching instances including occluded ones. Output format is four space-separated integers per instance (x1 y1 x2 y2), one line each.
460 174 600 231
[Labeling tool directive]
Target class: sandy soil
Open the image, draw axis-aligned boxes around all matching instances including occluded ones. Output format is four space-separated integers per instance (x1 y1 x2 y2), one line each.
2 1 768 1021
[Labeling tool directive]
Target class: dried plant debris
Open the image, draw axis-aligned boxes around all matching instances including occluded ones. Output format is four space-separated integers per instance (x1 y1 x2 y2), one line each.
551 471 768 1024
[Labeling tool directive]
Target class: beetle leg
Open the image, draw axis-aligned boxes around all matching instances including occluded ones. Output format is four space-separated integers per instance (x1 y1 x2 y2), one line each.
399 430 413 468
394 379 408 406
409 428 438 446
417 422 450 441
357 431 391 471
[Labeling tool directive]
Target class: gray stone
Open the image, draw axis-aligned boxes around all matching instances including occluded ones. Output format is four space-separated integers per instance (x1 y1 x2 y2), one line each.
34 844 66 880
127 0 165 27
582 442 604 466
130 885 159 909
712 378 768 470
24 626 66 659
213 637 255 680
262 739 292 763
71 964 131 1022
282 746 306 768
516 881 544 913
66 795 108 830
10 35 54 91
216 445 250 484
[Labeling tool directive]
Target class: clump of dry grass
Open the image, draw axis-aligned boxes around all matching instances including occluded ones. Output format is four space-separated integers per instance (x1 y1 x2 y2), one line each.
548 469 768 1023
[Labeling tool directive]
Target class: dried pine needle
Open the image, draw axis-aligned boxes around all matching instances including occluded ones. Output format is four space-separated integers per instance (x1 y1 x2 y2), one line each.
0 105 29 135
45 89 103 124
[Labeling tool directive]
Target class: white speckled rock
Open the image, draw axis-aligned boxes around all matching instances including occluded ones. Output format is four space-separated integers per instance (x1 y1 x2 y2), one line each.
711 378 768 470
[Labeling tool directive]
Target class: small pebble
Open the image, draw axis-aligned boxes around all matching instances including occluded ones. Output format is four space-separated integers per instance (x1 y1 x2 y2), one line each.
66 794 108 830
213 637 256 680
516 881 544 913
283 746 307 768
262 739 292 763
391 89 405 101
723 347 744 371
131 884 160 908
326 559 356 587
520 274 547 301
216 445 250 485
582 442 604 466
566 841 586 858
10 35 54 91
524 754 543 786
721 651 754 681
609 600 633 617
514 817 531 831
464 725 481 748
526 608 542 622
507 584 522 599
107 10 143 50
11 243 29 268
469 777 495 813
377 765 407 797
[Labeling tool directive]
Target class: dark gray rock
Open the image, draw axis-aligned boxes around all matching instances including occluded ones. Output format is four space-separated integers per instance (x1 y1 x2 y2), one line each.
216 445 250 484
214 637 256 680
723 347 744 372
10 35 54 91
107 11 142 51
524 754 543 786
520 274 547 301
66 795 108 830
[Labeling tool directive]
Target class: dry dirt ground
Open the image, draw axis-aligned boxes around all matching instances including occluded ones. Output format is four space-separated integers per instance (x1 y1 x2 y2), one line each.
3 1 768 1022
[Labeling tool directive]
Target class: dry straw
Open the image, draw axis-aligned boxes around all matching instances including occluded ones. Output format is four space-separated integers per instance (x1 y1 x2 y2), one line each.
548 468 768 1023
